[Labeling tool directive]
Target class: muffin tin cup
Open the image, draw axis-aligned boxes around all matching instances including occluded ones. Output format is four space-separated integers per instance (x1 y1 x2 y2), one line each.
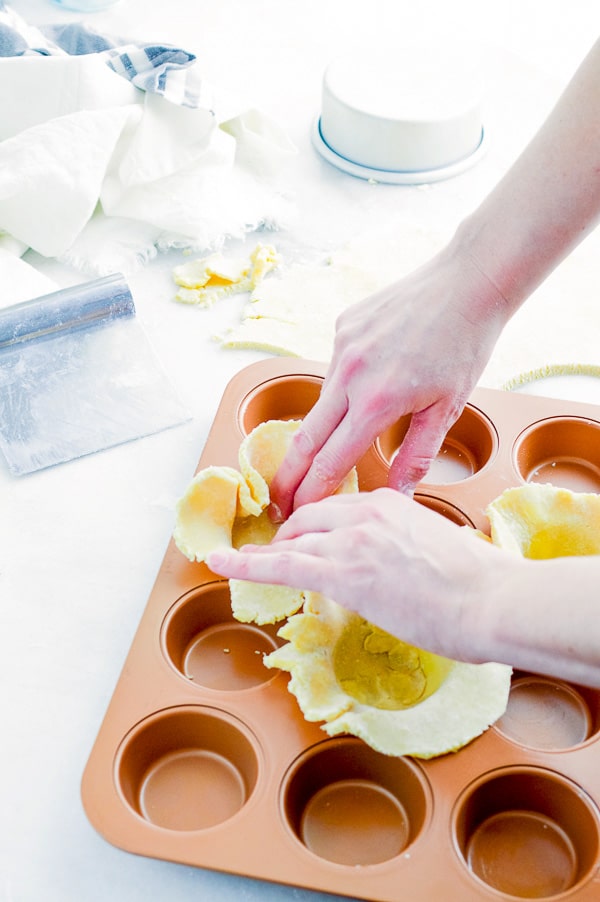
161 582 282 692
514 417 600 492
83 357 600 900
280 737 432 868
494 673 600 752
115 706 261 832
453 767 600 899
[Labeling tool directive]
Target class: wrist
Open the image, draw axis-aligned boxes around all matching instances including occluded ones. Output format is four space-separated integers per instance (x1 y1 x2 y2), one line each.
449 214 523 321
471 553 600 686
435 223 516 340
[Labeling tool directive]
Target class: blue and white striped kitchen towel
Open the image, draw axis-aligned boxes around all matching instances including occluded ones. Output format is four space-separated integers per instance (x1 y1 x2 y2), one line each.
0 0 206 108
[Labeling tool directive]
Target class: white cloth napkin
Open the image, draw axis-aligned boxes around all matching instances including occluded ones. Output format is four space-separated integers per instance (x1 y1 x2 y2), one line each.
0 5 297 275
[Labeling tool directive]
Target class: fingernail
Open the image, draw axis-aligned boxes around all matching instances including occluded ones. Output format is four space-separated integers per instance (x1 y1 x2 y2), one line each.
269 502 284 524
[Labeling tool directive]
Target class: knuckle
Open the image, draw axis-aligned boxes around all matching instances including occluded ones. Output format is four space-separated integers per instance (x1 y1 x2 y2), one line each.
313 450 345 488
291 426 317 458
389 454 433 491
402 457 433 486
361 387 395 421
271 550 297 581
353 523 377 547
335 345 369 383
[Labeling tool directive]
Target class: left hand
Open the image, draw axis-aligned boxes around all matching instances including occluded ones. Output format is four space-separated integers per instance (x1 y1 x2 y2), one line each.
207 487 505 662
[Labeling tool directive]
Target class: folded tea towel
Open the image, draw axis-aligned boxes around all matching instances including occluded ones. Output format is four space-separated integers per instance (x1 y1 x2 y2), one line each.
0 3 296 274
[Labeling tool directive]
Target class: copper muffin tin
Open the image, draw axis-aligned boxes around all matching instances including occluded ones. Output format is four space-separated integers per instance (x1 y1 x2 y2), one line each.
82 357 600 901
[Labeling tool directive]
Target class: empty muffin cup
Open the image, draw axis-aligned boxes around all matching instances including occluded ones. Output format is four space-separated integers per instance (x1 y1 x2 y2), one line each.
514 416 600 492
115 706 260 831
239 376 323 435
377 405 497 484
281 737 430 867
495 675 597 751
453 767 600 898
161 582 281 691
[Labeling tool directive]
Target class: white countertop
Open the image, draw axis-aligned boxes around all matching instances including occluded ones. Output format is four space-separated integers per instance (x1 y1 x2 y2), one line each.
2 2 599 901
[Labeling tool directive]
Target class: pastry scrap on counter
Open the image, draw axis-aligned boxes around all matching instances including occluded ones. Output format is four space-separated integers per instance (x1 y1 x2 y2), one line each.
173 243 281 307
171 226 447 361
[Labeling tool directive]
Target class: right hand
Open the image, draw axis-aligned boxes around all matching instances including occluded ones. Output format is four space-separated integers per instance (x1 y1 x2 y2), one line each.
269 242 510 521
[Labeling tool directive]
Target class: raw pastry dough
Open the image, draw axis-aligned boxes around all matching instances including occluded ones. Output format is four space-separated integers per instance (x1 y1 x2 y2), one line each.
173 242 280 307
173 465 260 562
220 261 383 360
487 483 600 558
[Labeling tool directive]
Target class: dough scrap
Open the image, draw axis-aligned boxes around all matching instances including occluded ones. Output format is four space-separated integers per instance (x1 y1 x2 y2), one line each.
173 242 280 307
219 260 387 360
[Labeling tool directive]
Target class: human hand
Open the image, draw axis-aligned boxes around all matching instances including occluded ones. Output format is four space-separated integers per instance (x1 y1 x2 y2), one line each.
268 243 510 521
208 487 505 662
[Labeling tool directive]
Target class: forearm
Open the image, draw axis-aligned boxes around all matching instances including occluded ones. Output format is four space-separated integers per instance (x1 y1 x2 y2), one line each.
474 553 600 687
453 37 600 315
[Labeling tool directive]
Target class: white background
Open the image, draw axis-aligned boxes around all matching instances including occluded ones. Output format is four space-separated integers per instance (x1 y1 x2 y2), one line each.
1 2 600 901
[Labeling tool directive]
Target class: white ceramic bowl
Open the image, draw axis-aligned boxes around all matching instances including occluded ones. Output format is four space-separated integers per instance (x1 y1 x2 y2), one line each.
313 44 486 184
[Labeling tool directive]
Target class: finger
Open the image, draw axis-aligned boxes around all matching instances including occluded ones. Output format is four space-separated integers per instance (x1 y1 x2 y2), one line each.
207 545 338 595
273 492 366 541
289 412 377 511
269 377 348 520
388 399 463 494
